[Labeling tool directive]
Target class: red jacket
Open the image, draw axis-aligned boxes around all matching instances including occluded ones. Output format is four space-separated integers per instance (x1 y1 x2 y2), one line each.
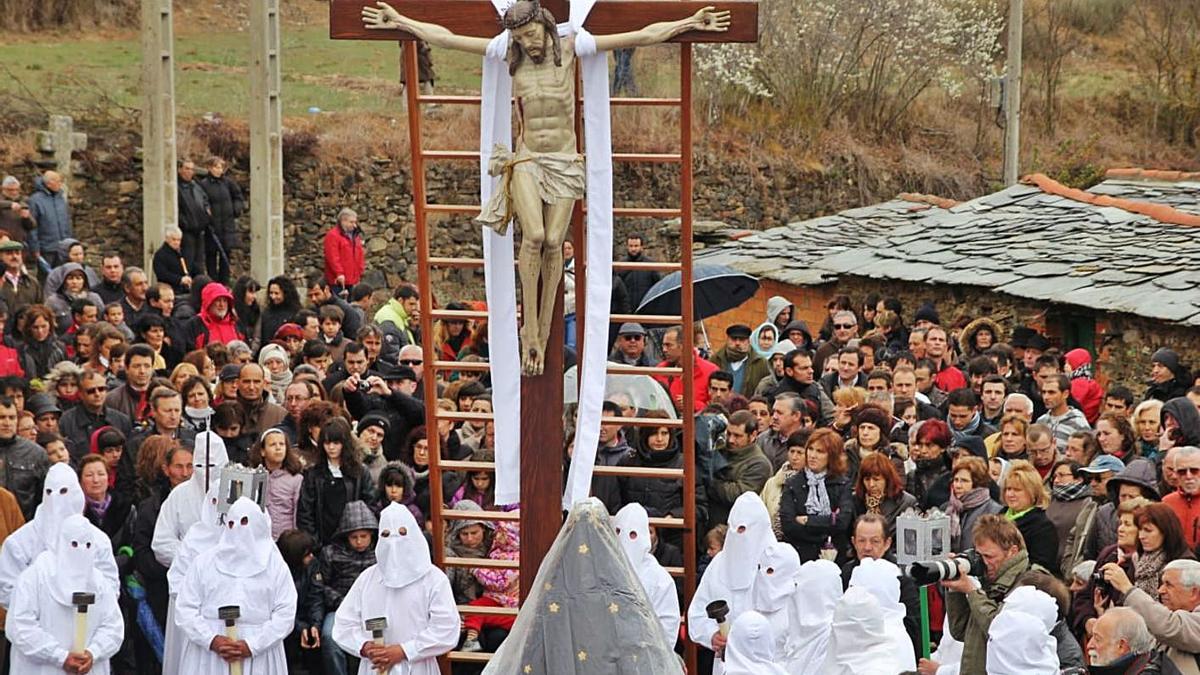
0 343 23 378
324 226 365 288
1165 491 1200 550
654 350 719 413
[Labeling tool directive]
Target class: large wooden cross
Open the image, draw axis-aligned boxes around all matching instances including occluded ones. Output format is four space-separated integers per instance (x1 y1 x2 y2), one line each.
328 0 757 594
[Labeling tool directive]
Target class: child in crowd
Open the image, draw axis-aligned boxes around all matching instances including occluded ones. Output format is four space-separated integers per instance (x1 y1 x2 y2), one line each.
460 518 520 652
376 461 423 524
318 305 347 362
443 501 493 604
212 401 248 464
355 413 389 484
103 302 135 342
312 500 377 675
252 428 304 539
35 431 69 464
279 529 322 675
698 524 727 581
450 451 496 510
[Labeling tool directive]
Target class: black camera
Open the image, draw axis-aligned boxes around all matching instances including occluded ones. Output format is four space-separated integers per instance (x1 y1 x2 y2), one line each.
1093 570 1114 597
909 549 985 586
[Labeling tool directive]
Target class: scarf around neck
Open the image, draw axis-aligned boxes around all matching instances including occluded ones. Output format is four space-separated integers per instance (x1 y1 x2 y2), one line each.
950 412 982 441
1051 480 1090 502
804 468 832 517
947 487 991 540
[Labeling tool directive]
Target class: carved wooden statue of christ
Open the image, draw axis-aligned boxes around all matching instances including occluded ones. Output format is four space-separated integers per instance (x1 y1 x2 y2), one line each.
364 0 730 376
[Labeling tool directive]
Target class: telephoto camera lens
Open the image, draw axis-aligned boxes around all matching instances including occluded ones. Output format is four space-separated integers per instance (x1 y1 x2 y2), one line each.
909 558 964 586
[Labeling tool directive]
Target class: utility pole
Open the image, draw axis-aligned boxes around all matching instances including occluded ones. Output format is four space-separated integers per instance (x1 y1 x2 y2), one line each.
250 0 285 280
1003 0 1023 186
141 0 177 272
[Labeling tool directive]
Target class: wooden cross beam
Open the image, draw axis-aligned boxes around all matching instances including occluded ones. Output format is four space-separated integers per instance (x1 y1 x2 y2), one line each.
330 0 758 42
36 115 88 194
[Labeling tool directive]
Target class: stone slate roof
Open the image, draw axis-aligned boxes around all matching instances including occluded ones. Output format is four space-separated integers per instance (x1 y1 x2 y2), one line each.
697 174 1200 325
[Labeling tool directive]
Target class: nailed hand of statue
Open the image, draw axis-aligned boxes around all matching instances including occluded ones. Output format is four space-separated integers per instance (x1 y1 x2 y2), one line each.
362 2 403 30
690 6 732 32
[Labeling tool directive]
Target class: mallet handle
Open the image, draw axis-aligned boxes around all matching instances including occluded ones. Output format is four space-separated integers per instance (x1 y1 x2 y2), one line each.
226 624 242 675
73 612 87 653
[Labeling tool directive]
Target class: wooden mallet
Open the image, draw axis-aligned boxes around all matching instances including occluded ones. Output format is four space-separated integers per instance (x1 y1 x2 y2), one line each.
705 600 731 659
71 592 95 654
365 617 388 674
219 605 243 675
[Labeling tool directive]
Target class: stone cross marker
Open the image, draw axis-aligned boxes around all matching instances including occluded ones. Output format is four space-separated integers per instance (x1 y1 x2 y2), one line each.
36 115 88 195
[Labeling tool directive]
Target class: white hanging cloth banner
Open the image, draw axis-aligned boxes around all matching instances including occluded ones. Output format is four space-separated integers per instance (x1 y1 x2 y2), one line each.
480 0 613 507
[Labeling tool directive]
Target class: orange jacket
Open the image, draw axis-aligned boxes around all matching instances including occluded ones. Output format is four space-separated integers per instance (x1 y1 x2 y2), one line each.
1164 490 1200 549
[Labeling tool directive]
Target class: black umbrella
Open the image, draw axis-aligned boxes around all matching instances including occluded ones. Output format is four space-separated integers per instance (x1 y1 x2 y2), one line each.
635 265 759 320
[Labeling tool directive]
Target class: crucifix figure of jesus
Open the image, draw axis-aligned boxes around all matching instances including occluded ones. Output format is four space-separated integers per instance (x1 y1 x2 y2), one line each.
363 0 730 375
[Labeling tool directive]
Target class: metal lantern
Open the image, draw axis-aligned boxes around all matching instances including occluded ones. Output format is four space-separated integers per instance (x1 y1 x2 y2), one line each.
895 507 951 567
217 463 269 515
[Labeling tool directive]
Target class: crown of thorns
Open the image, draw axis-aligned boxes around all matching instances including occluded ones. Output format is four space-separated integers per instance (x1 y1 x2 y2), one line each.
501 0 546 30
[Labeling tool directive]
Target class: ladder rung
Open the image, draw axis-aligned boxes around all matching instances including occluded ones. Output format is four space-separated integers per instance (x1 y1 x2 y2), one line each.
441 460 496 472
666 566 685 577
444 556 519 568
611 261 682 272
442 509 519 522
606 364 682 376
433 360 491 371
425 204 682 218
438 411 493 422
411 95 681 108
604 415 683 428
429 257 485 268
591 465 684 479
609 313 682 325
430 309 488 320
448 651 493 662
422 150 681 163
649 517 687 529
456 604 519 617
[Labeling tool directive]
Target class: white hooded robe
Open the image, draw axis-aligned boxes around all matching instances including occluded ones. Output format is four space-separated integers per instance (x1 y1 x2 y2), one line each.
821 586 908 674
687 493 773 675
787 558 842 675
0 463 118 608
7 515 124 675
985 586 1059 675
333 503 460 675
722 610 788 675
847 557 918 671
174 498 296 675
613 503 680 647
749 541 800 661
162 484 223 675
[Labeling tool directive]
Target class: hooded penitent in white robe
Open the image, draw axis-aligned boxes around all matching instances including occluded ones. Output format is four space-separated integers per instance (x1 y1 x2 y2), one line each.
931 611 963 675
174 498 296 675
985 586 1059 675
162 484 222 675
787 558 842 675
821 586 907 674
613 503 680 647
0 463 118 608
333 503 460 675
847 557 918 672
722 611 789 675
7 515 124 675
750 542 800 660
153 432 229 568
688 493 773 675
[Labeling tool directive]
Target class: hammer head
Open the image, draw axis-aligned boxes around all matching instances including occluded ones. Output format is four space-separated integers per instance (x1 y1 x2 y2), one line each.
705 600 730 624
364 617 388 635
71 592 96 612
218 605 241 625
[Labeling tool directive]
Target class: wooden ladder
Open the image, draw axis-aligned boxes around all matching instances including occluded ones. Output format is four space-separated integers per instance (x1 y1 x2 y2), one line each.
402 41 700 674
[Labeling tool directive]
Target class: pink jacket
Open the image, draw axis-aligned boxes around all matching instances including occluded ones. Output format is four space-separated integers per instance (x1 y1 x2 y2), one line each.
472 521 520 607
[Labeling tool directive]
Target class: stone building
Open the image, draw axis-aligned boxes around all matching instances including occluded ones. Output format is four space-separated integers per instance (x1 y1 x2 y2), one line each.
696 168 1200 391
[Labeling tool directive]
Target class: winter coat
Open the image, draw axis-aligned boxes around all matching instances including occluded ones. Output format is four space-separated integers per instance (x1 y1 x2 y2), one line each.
853 491 919 543
343 387 425 462
18 335 66 379
946 548 1030 675
323 225 366 288
1122 586 1200 675
43 262 103 334
374 298 416 348
706 443 772 529
152 242 191 295
176 177 211 234
297 462 376 548
1164 397 1200 448
184 282 244 349
653 349 719 413
0 270 42 315
778 470 855 562
591 436 634 515
0 196 34 248
314 500 377 612
618 439 709 531
959 316 1003 361
1047 493 1090 562
760 465 795 539
1005 506 1060 576
443 502 493 603
27 177 72 256
266 467 303 539
939 496 1004 552
618 251 662 309
711 345 771 398
257 303 298 347
0 435 49 520
765 295 794 333
198 173 244 248
1166 490 1200 551
0 340 25 379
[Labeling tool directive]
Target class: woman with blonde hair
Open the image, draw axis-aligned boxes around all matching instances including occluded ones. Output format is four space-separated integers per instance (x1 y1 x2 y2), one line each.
831 387 866 438
1001 459 1059 575
1133 399 1164 458
169 362 199 393
997 413 1029 460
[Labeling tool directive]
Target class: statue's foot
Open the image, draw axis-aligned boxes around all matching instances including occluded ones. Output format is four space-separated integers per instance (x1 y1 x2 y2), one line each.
523 346 545 377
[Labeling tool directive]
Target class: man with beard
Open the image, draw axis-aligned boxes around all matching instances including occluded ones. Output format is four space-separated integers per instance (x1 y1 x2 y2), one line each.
618 234 662 309
707 411 771 530
712 324 770 398
183 282 243 349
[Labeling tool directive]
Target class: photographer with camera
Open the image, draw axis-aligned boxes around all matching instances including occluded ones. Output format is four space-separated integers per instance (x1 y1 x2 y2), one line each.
939 514 1032 674
1099 558 1200 674
0 176 34 253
